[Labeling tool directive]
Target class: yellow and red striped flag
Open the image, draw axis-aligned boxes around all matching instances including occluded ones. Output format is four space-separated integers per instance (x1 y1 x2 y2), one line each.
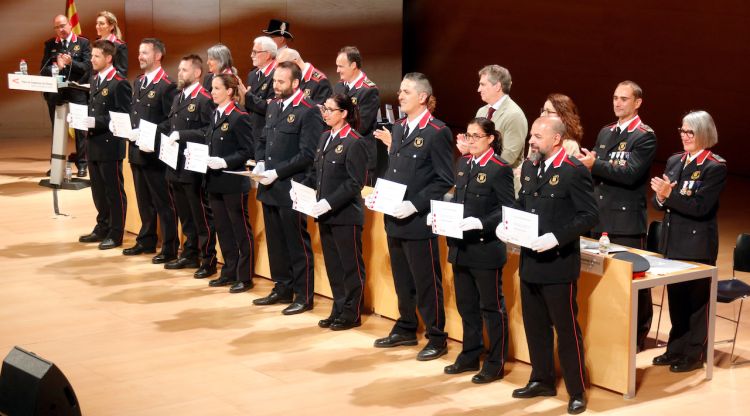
66 0 81 35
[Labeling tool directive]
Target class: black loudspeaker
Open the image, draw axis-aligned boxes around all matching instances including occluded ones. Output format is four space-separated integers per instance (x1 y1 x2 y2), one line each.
0 346 81 416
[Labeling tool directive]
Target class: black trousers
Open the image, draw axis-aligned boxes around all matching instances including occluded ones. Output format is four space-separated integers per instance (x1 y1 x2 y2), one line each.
47 98 86 168
387 236 447 346
521 280 586 396
171 179 217 266
319 223 366 322
88 160 126 241
453 265 508 376
262 204 314 304
666 258 713 361
131 163 178 255
208 192 253 282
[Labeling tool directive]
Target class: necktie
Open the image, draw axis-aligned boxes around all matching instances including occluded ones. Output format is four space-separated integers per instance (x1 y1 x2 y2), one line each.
62 40 68 50
96 76 101 89
344 84 351 94
214 111 221 124
324 133 335 151
403 125 411 139
178 93 185 104
538 162 546 179
471 160 477 171
487 107 496 119
615 126 622 136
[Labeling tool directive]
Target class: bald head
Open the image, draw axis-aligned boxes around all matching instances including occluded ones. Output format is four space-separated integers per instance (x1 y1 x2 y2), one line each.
53 15 72 39
276 48 304 67
529 116 565 162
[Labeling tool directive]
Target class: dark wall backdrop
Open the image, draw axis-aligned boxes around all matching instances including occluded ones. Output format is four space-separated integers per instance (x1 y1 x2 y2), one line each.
404 0 750 175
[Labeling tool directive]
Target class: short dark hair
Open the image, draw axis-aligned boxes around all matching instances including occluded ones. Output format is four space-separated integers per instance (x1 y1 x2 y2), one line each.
141 38 166 58
328 93 360 131
618 80 643 100
338 46 362 69
276 61 302 82
468 117 503 154
181 54 203 75
92 39 115 57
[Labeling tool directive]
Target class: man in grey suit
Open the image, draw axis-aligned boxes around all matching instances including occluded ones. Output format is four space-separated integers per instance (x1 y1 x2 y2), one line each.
458 65 528 194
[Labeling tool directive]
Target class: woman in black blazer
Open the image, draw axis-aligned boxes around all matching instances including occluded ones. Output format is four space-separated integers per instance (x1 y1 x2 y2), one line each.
202 44 235 92
650 110 727 373
441 117 515 383
95 11 127 76
296 93 368 330
203 74 255 294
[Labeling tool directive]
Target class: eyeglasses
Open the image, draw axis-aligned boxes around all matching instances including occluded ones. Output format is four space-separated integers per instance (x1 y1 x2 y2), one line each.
540 108 558 116
463 133 489 142
678 128 695 138
322 106 343 114
250 50 267 56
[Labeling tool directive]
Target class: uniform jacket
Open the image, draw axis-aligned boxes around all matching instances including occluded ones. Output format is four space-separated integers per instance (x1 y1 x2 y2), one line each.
333 73 380 170
244 61 277 146
257 89 326 207
205 101 253 194
448 149 515 269
41 34 91 105
87 67 131 161
300 63 332 105
165 83 215 183
591 115 657 235
517 149 599 284
382 111 455 240
101 34 128 76
202 68 234 92
128 68 178 165
654 150 727 263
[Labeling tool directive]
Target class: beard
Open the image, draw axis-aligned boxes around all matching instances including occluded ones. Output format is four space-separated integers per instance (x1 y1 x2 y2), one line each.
528 148 544 163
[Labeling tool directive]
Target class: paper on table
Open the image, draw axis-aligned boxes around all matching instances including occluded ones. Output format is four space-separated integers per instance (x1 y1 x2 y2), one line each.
158 133 179 169
430 200 464 239
137 119 157 150
108 111 132 138
367 178 407 216
184 142 209 173
642 255 699 275
290 180 319 218
67 103 90 131
498 206 539 248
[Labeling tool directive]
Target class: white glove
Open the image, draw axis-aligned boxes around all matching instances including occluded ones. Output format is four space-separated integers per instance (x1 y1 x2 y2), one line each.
207 157 228 170
108 119 115 133
310 199 332 217
258 169 278 185
392 201 418 219
168 131 180 144
530 233 559 253
87 117 96 128
459 217 483 231
288 187 297 203
129 128 140 143
426 212 435 226
252 161 265 175
495 223 511 243
364 192 377 209
66 113 73 124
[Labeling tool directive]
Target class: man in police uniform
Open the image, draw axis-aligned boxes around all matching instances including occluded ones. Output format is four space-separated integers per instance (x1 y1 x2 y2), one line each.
500 117 598 415
252 61 326 314
277 48 332 105
577 80 657 350
242 36 278 156
78 39 130 250
333 46 381 185
122 38 179 264
41 14 91 177
163 54 218 278
261 19 293 50
368 72 454 361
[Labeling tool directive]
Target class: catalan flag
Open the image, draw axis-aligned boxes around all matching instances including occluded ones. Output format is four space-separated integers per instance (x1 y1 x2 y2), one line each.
66 0 81 35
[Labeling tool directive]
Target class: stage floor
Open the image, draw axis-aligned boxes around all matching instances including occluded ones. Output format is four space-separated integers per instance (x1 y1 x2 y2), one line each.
1 137 749 415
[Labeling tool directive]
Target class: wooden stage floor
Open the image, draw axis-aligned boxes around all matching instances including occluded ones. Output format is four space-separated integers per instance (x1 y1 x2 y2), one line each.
1 137 749 415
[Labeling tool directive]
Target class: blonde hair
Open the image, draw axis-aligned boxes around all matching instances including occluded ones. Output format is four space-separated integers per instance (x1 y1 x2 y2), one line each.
98 11 122 40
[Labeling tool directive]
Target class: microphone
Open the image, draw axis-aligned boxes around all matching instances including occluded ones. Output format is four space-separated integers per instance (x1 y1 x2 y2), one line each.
39 54 58 75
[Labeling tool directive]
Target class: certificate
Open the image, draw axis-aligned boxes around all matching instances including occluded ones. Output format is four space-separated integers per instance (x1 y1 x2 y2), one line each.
430 200 464 239
290 180 319 218
158 133 179 170
498 206 539 248
108 111 132 139
137 119 157 151
184 142 209 173
367 178 407 216
67 102 89 131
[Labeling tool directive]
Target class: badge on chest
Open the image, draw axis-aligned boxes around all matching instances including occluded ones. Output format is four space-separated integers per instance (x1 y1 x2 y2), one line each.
414 137 424 148
679 179 701 196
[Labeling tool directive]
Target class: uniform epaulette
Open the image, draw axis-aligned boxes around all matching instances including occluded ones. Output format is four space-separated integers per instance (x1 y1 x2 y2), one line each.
198 89 211 99
77 35 88 41
637 123 654 133
349 130 361 139
489 157 507 167
708 153 726 164
113 74 125 81
564 155 580 167
312 71 326 80
162 77 172 84
362 79 377 88
299 99 314 108
427 120 446 130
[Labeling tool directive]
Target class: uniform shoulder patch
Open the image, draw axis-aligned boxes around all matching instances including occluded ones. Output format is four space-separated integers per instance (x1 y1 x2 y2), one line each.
427 120 446 130
709 153 726 164
299 99 314 108
489 157 507 167
565 155 581 167
199 89 211 99
349 130 361 139
363 79 377 88
638 123 654 133
312 71 326 80
114 74 125 81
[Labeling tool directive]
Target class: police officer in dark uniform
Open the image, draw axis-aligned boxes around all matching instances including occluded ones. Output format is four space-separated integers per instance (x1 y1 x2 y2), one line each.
122 38 179 264
95 11 127 76
41 15 91 177
252 61 326 314
277 48 332 105
503 117 598 415
163 54 218 278
442 118 514 384
333 46 380 185
203 44 235 92
78 39 130 250
577 80 657 350
297 93 367 330
651 110 727 373
368 73 454 361
241 36 277 156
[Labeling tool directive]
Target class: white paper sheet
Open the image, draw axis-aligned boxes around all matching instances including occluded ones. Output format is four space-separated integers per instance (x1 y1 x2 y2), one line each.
385 104 396 123
158 133 179 170
642 255 699 275
184 142 209 173
136 119 157 151
108 111 132 139
67 102 90 131
430 200 464 239
290 180 319 218
497 206 539 249
367 178 407 216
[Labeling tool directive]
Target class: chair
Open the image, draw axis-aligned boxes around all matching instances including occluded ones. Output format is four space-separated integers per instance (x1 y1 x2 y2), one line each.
716 233 750 365
647 221 668 347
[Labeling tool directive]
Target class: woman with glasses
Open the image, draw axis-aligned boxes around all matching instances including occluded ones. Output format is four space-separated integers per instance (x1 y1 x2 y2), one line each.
440 117 515 383
540 93 583 156
95 11 127 75
203 44 236 92
650 110 727 373
295 93 368 330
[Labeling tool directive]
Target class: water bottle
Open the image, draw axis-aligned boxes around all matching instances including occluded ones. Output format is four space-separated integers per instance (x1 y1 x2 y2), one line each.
19 59 28 75
64 162 73 183
599 232 611 254
50 64 59 80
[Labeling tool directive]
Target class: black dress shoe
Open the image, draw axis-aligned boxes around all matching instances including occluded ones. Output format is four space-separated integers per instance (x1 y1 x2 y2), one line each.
471 369 503 384
252 291 293 306
330 318 361 331
568 395 586 414
444 361 479 375
282 302 313 315
229 281 254 293
652 352 682 366
417 344 448 361
152 253 177 264
78 232 104 243
670 357 703 373
374 333 418 348
122 244 156 256
512 381 557 398
77 166 87 177
318 317 336 328
208 277 234 287
164 257 200 270
98 238 122 250
194 265 217 279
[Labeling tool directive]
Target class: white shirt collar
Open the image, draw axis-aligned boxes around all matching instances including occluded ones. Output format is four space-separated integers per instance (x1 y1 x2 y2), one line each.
543 147 565 170
183 82 200 98
616 114 639 131
406 108 429 133
490 95 509 110
685 149 706 164
98 66 114 82
143 66 162 85
347 71 364 89
282 90 299 111
472 148 494 164
63 32 73 44
258 61 273 75
216 101 231 115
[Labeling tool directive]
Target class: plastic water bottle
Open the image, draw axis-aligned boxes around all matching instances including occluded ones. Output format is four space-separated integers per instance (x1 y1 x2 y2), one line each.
50 64 59 79
64 163 72 183
599 232 611 254
19 59 28 75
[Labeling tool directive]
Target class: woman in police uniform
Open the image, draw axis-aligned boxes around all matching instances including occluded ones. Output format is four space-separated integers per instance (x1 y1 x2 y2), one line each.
95 11 127 76
441 117 515 383
650 110 727 373
203 74 255 293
